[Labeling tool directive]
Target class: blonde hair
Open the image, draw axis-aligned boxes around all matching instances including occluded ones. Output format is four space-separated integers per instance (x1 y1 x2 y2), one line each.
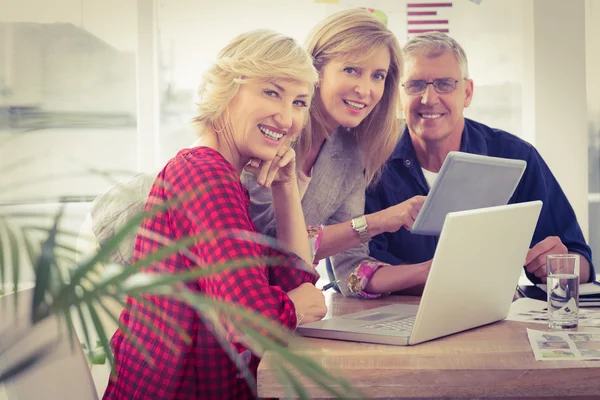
300 8 402 186
193 29 319 131
402 32 469 78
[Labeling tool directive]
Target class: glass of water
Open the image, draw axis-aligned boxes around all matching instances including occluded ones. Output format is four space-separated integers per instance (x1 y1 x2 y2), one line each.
547 254 580 330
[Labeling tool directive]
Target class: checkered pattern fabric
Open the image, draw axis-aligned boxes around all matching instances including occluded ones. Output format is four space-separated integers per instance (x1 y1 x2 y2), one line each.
103 147 317 399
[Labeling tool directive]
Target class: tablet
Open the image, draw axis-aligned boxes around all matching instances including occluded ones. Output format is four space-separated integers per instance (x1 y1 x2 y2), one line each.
411 151 527 235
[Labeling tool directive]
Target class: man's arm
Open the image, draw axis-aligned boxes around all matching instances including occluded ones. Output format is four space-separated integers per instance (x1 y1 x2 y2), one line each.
524 236 591 283
515 146 595 284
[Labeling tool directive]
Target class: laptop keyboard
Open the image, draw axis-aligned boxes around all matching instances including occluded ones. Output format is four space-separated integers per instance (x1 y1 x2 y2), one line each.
362 315 416 332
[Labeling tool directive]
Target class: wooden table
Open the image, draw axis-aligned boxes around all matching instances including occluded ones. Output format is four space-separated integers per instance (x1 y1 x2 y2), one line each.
257 293 600 399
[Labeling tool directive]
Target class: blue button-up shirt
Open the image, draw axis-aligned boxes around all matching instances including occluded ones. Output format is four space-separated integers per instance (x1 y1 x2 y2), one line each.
366 118 595 283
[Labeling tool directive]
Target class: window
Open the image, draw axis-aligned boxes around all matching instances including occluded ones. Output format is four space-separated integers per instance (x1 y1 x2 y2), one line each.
0 0 138 203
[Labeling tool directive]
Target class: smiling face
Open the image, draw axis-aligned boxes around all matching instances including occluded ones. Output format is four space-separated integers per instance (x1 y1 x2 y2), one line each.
400 50 473 145
317 45 390 132
226 78 310 163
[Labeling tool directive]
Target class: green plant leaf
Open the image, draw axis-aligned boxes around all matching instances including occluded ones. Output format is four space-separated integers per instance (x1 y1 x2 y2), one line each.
174 290 294 341
75 300 95 362
166 290 357 398
86 300 115 371
242 326 358 398
50 242 80 256
30 207 64 323
88 347 107 365
0 176 358 397
95 284 353 397
127 293 192 345
195 307 257 395
277 363 310 400
19 226 40 273
64 179 209 294
0 219 6 292
61 304 77 352
64 211 150 292
115 255 290 295
3 217 22 309
23 225 83 240
93 296 156 369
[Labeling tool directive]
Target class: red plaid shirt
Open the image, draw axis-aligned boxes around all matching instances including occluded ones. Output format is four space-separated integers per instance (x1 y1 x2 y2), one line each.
103 147 317 399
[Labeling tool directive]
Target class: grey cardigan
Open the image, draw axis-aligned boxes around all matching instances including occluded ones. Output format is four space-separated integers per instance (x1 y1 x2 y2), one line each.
241 128 374 296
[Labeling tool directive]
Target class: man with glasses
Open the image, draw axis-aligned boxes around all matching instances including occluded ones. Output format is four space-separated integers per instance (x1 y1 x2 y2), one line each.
331 32 594 297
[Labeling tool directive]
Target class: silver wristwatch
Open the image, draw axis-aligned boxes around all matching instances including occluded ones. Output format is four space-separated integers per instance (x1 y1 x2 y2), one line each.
351 215 370 244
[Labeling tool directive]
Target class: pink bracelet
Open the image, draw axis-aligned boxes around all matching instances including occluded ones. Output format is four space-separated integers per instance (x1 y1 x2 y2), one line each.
347 260 388 299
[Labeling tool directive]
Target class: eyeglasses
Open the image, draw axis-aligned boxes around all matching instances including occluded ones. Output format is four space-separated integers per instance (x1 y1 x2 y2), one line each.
401 78 463 95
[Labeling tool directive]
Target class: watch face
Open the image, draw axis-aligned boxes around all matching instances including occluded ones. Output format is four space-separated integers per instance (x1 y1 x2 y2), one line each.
352 216 367 231
352 216 370 243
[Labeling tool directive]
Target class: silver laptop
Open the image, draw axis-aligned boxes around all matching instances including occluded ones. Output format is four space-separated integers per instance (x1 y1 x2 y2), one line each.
0 288 98 400
412 152 527 235
298 201 542 346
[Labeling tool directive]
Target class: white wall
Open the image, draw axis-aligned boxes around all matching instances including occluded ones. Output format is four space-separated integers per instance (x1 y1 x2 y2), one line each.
522 0 589 239
587 0 600 129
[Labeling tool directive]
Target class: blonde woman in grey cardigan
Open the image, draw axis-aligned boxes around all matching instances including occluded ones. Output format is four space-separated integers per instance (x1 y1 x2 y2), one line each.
242 9 425 298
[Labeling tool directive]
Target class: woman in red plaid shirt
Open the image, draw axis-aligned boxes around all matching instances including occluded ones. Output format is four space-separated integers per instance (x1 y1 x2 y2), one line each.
103 30 327 399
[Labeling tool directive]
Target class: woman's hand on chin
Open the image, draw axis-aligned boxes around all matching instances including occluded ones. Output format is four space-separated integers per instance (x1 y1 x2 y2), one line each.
244 146 297 189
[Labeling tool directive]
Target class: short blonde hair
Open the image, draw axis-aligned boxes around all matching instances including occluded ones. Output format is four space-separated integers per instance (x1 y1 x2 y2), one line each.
402 32 470 78
193 29 319 130
300 8 402 186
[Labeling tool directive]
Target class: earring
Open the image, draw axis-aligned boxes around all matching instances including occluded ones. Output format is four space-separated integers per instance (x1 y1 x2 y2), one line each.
212 108 230 133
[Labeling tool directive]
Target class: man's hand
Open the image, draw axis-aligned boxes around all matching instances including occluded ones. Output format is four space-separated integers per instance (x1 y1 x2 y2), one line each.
525 236 568 282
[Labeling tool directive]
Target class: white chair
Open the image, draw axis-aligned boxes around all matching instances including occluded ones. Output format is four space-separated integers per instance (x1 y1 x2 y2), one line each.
74 173 154 397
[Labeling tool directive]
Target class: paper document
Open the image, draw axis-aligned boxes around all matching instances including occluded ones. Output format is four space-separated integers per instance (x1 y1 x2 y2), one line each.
527 328 600 361
507 298 600 328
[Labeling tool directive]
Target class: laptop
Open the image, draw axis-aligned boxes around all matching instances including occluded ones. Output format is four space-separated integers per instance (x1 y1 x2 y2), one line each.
298 201 543 346
0 288 98 400
411 151 527 235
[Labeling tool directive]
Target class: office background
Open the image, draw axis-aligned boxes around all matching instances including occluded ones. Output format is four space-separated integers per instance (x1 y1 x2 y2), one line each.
0 0 598 281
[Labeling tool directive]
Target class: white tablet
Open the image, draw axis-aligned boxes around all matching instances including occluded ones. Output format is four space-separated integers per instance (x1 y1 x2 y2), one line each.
411 151 527 235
